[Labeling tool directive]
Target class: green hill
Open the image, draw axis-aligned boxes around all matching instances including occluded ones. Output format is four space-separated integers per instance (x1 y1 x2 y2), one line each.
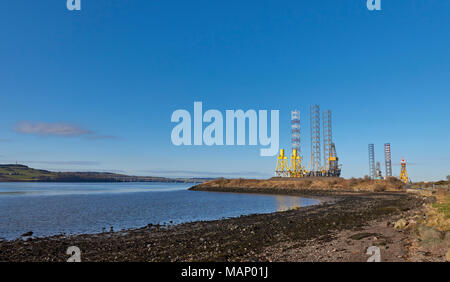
0 164 210 183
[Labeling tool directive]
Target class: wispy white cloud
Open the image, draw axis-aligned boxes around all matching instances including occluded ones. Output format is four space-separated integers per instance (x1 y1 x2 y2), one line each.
12 121 118 140
14 121 92 136
25 160 101 166
1 160 101 166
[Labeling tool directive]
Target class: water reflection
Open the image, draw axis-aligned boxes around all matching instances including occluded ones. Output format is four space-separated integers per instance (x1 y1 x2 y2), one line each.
275 195 302 211
0 183 320 240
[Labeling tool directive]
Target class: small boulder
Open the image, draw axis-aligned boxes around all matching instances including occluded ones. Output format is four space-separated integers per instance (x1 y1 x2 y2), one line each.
394 219 407 230
422 228 442 241
424 196 437 204
416 225 443 244
21 231 33 237
349 232 379 240
408 219 417 227
444 231 450 247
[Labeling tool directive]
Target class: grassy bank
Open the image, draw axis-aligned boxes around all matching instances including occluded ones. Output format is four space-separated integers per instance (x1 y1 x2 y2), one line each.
425 189 450 231
191 177 406 193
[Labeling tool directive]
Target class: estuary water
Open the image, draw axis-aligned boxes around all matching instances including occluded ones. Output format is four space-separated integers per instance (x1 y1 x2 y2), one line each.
0 182 319 240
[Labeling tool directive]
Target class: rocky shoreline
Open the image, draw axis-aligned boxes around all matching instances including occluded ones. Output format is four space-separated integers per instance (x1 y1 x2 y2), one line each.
2 186 444 262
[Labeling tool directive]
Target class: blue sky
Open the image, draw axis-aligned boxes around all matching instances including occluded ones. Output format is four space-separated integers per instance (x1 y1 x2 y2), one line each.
1 0 449 181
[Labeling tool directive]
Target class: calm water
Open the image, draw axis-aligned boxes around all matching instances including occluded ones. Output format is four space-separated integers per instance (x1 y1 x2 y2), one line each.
0 182 319 240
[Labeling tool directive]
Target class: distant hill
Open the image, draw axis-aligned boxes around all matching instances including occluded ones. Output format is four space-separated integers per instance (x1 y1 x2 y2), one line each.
0 164 213 183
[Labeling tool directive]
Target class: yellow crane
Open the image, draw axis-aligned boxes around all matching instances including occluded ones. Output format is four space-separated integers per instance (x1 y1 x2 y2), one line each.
399 157 409 183
289 149 304 177
275 149 289 177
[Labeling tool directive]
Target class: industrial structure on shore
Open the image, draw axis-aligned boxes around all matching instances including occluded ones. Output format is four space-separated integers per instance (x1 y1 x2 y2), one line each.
399 157 409 184
275 105 341 178
274 105 411 182
367 143 411 183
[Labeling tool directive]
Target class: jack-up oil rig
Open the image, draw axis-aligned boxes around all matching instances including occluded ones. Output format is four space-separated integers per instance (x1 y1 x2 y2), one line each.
275 105 341 178
399 157 410 184
368 143 412 182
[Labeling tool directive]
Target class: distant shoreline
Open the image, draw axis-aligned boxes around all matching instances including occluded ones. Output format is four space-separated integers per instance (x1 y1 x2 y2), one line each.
0 179 203 184
0 164 212 183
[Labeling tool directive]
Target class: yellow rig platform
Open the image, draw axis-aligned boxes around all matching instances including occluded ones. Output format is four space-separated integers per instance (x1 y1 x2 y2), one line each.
399 157 410 183
275 147 341 178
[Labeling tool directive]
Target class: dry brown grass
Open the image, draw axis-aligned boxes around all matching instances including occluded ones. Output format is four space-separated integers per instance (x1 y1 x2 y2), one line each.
424 189 450 231
196 176 406 192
